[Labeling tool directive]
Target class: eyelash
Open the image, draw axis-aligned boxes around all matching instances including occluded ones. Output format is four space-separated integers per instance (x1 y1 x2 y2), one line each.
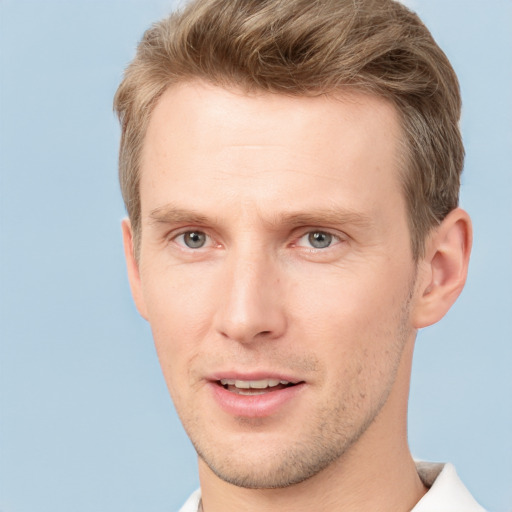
294 230 343 250
170 229 344 252
172 230 214 250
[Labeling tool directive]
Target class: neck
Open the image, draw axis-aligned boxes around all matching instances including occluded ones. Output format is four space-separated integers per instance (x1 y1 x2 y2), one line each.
197 340 427 512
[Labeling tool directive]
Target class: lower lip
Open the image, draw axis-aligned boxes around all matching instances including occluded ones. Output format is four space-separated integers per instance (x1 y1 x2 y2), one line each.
209 382 305 418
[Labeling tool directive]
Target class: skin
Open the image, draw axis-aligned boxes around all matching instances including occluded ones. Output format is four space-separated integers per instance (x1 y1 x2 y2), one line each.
123 81 472 512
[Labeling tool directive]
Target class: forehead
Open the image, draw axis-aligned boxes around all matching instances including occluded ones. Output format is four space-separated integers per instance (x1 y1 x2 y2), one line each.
139 81 405 225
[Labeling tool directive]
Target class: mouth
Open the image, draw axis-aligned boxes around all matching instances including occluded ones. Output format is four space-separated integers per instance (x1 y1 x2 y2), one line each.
209 375 305 417
217 378 298 396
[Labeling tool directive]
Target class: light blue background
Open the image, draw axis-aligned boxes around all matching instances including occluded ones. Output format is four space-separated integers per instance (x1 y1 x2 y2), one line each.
0 1 510 511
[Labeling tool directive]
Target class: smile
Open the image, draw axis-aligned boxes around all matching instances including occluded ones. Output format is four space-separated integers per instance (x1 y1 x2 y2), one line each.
219 378 294 395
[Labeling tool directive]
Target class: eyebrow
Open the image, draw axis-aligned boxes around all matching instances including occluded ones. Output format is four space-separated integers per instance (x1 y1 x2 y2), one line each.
264 209 374 229
148 205 210 226
148 204 374 230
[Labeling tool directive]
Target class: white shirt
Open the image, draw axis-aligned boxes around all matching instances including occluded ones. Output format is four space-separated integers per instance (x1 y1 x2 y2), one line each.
413 462 486 511
178 462 486 512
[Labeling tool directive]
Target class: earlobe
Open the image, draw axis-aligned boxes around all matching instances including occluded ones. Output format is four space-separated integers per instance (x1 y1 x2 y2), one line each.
411 208 472 329
121 218 149 320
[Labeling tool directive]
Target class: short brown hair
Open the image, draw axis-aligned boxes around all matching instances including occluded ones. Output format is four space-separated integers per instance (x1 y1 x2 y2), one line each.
114 0 463 260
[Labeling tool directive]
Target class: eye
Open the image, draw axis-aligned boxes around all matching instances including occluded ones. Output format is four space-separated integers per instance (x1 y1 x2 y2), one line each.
297 230 339 249
175 230 209 249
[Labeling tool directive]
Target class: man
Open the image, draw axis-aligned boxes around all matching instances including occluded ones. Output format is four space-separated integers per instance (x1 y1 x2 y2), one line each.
114 0 484 510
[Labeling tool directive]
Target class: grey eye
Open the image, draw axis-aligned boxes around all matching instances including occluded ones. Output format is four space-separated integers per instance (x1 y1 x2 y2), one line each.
308 231 333 249
183 231 207 248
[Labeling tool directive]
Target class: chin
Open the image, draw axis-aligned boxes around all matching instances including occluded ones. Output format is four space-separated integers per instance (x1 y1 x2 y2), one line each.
194 432 355 489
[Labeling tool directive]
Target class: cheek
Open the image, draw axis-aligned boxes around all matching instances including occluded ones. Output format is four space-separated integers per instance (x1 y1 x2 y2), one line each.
140 268 216 388
142 262 215 332
291 262 413 366
293 265 395 332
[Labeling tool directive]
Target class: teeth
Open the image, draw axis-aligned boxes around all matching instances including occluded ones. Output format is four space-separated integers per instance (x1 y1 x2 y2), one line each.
220 378 289 389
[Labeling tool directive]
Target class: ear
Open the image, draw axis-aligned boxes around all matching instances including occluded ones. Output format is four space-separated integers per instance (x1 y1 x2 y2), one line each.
411 208 472 329
121 218 149 320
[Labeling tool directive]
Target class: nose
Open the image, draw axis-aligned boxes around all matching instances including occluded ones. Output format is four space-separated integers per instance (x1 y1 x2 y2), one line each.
213 248 287 344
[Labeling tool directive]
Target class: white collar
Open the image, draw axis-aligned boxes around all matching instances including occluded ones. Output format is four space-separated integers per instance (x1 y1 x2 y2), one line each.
412 461 486 511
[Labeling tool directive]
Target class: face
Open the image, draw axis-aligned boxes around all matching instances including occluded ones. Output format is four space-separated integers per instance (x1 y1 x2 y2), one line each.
126 81 420 488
